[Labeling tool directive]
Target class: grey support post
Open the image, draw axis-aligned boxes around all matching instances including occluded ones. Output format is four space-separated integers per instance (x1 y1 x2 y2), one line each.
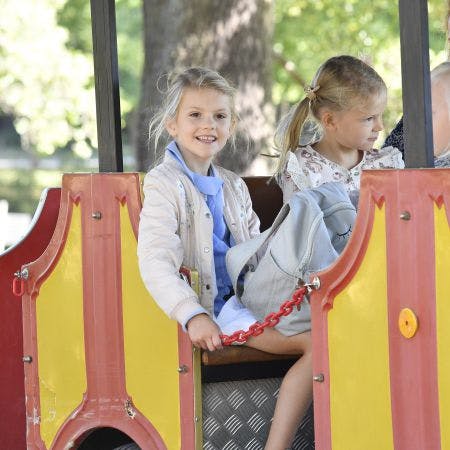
90 0 123 172
398 0 434 168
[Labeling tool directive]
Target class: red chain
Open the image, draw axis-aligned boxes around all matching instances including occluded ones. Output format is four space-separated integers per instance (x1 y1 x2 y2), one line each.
219 286 307 346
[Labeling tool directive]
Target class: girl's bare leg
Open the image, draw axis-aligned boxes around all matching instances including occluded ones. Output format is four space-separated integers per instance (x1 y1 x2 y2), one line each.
245 330 313 450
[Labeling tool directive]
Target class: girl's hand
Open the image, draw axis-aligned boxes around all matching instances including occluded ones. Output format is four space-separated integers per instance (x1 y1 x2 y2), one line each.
186 314 223 351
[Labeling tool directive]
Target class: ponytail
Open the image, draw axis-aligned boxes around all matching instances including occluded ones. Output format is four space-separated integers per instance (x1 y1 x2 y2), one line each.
274 97 311 175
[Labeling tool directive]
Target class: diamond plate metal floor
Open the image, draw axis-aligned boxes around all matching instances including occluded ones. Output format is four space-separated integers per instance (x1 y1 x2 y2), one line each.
202 377 314 449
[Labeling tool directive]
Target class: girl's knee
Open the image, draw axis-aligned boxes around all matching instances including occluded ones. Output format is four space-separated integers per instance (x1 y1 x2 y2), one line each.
290 331 312 355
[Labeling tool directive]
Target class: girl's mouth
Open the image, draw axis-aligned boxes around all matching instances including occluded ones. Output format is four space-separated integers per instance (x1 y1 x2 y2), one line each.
196 135 217 143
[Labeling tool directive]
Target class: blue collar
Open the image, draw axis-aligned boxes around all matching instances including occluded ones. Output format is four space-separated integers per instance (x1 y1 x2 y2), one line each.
166 141 223 195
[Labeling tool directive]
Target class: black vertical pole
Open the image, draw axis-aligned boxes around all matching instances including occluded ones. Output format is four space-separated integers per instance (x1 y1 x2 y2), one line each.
90 0 123 172
398 0 434 168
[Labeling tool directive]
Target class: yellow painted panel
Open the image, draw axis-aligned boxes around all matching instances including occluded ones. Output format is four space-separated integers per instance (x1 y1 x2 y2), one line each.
435 204 450 450
120 205 181 449
36 205 86 447
328 206 394 450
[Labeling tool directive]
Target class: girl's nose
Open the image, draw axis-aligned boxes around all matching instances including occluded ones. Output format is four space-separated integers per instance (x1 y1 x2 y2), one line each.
374 117 384 132
202 115 216 129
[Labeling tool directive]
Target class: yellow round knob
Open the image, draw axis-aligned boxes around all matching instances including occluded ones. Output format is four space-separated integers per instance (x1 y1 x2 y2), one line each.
398 308 419 338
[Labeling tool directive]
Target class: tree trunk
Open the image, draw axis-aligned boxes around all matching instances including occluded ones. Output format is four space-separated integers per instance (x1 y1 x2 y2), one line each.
134 0 274 173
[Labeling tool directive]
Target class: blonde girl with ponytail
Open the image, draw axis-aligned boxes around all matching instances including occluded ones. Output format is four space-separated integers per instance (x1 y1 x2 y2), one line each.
275 55 404 203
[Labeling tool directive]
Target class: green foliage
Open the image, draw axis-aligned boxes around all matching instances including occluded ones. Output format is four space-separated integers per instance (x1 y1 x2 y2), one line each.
0 0 97 158
0 169 62 214
273 0 448 136
115 0 143 113
0 0 447 174
58 0 143 116
0 0 142 160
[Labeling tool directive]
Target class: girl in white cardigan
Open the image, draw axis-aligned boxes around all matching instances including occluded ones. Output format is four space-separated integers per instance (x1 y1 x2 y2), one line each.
137 67 312 450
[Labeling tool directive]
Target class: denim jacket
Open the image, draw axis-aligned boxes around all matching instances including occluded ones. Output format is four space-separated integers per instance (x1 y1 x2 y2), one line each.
226 182 357 336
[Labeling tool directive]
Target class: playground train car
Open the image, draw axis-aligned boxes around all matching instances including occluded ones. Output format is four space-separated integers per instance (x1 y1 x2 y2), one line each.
3 165 450 450
1 0 448 448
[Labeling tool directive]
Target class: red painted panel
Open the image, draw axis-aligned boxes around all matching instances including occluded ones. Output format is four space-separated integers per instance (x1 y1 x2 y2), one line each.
310 172 379 450
23 174 168 449
380 170 441 450
0 188 61 450
311 169 450 450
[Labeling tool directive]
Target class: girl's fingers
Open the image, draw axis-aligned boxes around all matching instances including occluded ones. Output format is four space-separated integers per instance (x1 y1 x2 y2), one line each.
206 338 216 352
212 334 223 351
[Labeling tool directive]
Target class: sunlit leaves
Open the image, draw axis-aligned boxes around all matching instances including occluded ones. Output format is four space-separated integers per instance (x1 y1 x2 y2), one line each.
273 0 447 136
0 0 96 156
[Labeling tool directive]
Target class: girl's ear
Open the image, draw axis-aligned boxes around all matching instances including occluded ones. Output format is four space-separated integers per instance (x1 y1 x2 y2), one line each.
165 118 177 137
321 110 337 130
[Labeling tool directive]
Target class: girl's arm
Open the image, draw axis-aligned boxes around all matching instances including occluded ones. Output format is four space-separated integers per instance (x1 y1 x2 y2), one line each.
138 174 205 324
137 173 223 351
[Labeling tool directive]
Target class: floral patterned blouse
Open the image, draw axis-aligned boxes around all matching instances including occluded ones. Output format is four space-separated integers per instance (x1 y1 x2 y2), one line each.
279 144 405 203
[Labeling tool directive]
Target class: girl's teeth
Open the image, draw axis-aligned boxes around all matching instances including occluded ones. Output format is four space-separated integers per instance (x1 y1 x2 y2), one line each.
198 136 215 142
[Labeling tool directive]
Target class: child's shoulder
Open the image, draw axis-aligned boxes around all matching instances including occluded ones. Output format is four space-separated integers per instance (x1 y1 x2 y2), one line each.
368 145 401 156
143 159 185 186
364 146 404 169
290 145 318 162
214 164 245 184
147 156 185 176
285 145 318 171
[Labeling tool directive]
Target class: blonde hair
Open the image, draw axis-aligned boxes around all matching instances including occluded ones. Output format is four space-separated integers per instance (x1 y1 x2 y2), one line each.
274 55 387 174
149 67 238 152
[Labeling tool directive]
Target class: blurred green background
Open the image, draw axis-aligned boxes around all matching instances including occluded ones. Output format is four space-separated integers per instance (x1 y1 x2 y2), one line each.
0 0 448 219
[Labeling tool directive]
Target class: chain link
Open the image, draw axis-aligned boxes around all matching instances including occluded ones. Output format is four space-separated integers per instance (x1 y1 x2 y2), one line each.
219 286 308 346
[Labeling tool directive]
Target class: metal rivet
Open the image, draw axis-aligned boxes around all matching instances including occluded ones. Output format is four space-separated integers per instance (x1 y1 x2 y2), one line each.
203 247 210 253
124 399 136 419
313 373 324 382
23 356 32 363
178 365 189 373
400 211 411 220
92 211 102 220
14 268 29 280
309 276 321 291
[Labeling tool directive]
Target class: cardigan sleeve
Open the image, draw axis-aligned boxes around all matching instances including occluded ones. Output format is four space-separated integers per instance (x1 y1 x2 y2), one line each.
137 171 208 326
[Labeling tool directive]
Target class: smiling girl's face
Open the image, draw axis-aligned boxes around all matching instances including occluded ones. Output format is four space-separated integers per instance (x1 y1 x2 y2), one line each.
165 87 233 175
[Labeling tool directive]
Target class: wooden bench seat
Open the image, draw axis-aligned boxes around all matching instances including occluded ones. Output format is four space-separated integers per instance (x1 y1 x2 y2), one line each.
202 346 298 366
